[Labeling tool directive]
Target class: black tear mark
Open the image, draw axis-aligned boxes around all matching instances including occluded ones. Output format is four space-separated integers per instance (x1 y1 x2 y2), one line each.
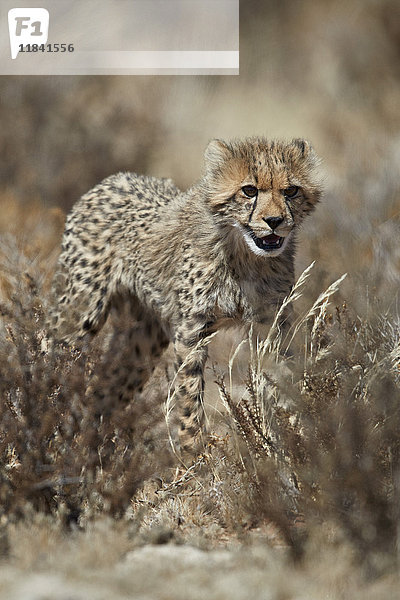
285 197 295 223
248 196 258 223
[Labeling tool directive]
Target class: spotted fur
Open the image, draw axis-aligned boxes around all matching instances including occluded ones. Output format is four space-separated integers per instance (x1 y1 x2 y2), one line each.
48 137 322 453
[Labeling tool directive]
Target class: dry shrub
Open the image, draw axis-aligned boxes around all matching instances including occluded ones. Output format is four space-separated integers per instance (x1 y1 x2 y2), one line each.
0 235 171 526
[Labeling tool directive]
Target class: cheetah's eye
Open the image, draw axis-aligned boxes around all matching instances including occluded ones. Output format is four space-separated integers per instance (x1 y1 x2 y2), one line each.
242 185 258 198
283 185 299 198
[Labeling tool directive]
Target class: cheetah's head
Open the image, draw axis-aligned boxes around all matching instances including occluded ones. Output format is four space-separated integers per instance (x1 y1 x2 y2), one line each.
201 137 322 258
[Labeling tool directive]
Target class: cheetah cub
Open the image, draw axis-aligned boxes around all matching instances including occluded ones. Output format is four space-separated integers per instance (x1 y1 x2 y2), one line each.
49 137 321 453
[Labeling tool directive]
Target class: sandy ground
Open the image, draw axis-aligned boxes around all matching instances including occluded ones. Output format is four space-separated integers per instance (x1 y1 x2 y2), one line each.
1 539 399 600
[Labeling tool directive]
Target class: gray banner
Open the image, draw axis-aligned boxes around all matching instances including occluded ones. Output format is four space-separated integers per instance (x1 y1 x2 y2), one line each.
1 0 239 75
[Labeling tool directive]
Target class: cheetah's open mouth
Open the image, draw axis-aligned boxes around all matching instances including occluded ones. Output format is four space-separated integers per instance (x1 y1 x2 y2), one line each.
252 232 285 251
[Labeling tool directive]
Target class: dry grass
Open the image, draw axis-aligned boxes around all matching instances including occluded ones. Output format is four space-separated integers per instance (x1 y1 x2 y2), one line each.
216 274 400 571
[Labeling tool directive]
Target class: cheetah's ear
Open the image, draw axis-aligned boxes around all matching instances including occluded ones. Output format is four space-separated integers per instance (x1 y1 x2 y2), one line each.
292 138 319 166
292 138 311 155
204 139 231 169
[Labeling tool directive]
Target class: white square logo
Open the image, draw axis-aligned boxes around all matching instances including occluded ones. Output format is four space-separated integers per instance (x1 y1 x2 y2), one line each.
8 8 49 59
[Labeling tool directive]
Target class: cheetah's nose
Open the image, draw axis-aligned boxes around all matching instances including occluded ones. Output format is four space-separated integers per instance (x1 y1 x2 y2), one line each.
263 216 284 230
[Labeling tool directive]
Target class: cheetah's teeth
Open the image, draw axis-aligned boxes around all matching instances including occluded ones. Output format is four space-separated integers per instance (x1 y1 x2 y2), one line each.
256 233 284 251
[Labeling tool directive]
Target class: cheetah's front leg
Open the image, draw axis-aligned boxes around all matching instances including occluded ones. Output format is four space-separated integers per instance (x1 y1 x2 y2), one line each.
174 321 211 455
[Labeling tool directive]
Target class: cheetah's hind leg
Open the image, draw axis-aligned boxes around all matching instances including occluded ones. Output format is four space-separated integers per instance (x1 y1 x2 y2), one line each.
87 298 170 413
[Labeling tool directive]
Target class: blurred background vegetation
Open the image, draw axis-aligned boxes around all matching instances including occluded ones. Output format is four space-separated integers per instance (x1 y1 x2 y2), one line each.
1 0 399 303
